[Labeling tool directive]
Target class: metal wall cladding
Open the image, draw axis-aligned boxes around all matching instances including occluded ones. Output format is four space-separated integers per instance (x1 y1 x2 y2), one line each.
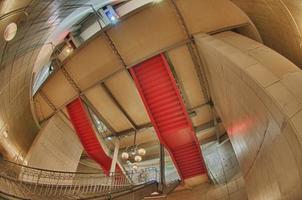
195 31 302 199
0 0 89 160
232 0 302 68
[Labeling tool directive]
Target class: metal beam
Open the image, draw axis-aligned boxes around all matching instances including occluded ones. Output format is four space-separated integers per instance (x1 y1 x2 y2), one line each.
119 121 222 152
187 42 211 102
119 140 159 152
136 132 228 162
101 83 137 130
211 107 220 143
142 152 161 162
115 123 153 138
169 0 211 102
188 101 210 111
200 132 228 145
110 140 120 174
39 90 56 111
194 120 220 133
163 52 191 109
115 101 213 138
159 144 166 190
81 95 117 134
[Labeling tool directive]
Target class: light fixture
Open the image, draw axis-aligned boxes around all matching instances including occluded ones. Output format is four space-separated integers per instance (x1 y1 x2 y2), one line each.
132 163 138 170
134 155 142 162
49 65 54 72
4 23 18 41
138 148 146 156
121 152 129 160
120 131 146 162
105 7 119 24
66 46 73 53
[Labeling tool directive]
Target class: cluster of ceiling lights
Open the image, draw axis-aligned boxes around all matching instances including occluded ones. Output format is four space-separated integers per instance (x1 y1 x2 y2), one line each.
120 129 147 170
121 145 146 170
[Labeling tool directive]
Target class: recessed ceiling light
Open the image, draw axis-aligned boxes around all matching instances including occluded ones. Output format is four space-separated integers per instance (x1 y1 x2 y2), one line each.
4 23 17 41
66 46 73 53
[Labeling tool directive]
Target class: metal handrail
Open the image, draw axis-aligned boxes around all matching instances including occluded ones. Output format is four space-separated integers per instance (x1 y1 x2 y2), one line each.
0 159 159 200
162 179 180 195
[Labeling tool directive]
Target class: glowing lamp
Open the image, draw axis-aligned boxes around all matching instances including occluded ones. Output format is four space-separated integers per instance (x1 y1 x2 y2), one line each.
132 164 138 170
134 155 142 162
138 148 146 156
121 152 129 160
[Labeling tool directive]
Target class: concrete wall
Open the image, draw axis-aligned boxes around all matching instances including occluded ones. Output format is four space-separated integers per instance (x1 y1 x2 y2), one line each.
24 112 82 172
195 31 302 199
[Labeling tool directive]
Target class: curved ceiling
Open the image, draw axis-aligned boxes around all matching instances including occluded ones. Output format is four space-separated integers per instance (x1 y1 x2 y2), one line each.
232 0 302 68
1 0 302 166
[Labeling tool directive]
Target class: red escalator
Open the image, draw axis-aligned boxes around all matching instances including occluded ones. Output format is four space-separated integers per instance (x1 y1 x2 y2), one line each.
130 54 207 180
67 98 117 175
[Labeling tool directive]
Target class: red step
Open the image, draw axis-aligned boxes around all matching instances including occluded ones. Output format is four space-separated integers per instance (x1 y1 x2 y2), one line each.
67 98 119 175
130 54 207 180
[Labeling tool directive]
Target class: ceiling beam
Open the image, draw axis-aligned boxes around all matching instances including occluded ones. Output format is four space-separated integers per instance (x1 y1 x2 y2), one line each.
188 101 211 112
101 83 138 130
115 123 153 138
81 95 117 134
114 119 221 142
119 140 159 152
194 119 221 133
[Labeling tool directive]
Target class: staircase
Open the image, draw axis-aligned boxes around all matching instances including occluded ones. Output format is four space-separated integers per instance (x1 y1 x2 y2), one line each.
130 54 207 180
67 97 114 175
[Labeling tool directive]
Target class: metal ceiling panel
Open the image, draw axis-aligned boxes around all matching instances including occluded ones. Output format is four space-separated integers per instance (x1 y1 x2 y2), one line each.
167 45 206 108
107 1 187 65
65 35 123 90
105 71 150 126
41 69 78 109
85 85 133 132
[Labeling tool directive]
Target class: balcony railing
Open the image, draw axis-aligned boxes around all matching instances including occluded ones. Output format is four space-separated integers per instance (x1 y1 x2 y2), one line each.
0 159 159 200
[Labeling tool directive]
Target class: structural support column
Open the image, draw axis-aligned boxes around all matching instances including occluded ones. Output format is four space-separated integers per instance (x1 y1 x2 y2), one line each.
159 144 165 191
110 140 120 175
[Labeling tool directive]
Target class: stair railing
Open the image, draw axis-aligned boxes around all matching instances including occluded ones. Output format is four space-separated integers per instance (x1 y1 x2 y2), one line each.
0 159 158 199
